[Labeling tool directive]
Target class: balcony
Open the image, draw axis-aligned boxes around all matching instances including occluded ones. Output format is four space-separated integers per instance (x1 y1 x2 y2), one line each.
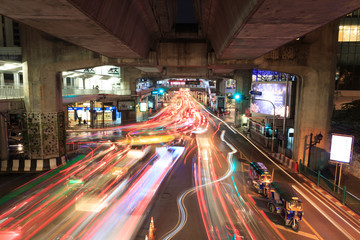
0 85 131 100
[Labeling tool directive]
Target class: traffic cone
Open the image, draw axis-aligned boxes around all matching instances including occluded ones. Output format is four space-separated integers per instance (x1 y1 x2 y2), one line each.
150 217 155 230
148 227 154 240
145 235 148 240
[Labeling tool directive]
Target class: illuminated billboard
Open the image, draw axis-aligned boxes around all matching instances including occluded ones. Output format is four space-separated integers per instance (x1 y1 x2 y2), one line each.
139 102 147 112
250 82 291 118
330 134 354 164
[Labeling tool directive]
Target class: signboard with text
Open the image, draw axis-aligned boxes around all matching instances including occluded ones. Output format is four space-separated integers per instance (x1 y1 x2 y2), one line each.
139 102 147 112
330 134 354 164
250 82 292 118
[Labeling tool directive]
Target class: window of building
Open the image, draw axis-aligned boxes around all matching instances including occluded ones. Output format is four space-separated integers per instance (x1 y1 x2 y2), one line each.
339 25 360 42
4 73 14 85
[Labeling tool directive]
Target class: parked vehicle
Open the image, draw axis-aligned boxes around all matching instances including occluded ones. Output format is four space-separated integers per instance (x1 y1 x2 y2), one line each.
248 162 272 197
267 182 303 231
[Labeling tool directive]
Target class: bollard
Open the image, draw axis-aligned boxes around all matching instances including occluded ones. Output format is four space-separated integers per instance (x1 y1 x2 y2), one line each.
342 186 347 205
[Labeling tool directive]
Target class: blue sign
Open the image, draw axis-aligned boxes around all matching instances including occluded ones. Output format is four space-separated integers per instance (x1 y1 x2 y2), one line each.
249 90 262 96
67 107 84 111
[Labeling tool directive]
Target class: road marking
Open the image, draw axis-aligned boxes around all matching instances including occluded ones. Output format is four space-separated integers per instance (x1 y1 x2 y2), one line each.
303 218 324 240
293 185 355 240
275 224 318 240
258 210 287 240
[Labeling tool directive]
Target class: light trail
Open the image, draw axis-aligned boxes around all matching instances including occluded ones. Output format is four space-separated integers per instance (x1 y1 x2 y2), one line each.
162 130 239 239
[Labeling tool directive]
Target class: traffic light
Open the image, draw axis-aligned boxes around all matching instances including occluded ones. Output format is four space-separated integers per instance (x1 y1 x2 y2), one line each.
234 93 241 101
233 93 248 101
159 88 165 94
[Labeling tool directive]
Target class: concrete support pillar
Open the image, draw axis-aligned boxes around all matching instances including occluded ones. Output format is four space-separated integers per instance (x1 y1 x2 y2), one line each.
0 114 8 162
90 100 95 127
19 23 105 164
121 67 139 96
0 17 4 47
120 67 140 123
255 21 338 169
293 23 338 169
22 48 65 159
234 70 252 127
14 72 20 87
216 79 226 95
0 73 4 86
20 27 66 161
4 17 14 47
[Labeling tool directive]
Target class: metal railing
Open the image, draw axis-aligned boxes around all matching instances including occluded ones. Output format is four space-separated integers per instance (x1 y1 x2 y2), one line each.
158 84 211 89
0 85 24 99
0 85 131 99
299 160 360 214
62 87 131 96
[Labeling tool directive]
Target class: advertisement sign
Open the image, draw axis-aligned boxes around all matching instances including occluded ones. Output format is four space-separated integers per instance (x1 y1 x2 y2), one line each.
250 82 291 118
216 96 226 109
148 96 155 109
139 102 147 112
330 134 354 164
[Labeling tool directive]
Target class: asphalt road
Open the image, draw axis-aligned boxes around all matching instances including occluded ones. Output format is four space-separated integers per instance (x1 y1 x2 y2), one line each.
0 92 360 240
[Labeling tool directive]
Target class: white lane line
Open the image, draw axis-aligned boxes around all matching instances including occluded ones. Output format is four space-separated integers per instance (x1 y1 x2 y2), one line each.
293 185 355 240
230 127 360 239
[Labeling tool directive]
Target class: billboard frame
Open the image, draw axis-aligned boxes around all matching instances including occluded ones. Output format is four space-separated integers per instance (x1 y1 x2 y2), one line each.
250 81 293 119
329 133 354 165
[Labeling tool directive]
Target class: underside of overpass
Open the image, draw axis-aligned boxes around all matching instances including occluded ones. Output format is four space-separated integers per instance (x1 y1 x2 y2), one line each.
1 0 359 77
0 1 359 166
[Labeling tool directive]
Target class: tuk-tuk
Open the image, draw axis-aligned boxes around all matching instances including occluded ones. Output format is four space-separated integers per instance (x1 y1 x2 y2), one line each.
268 182 303 231
248 162 272 197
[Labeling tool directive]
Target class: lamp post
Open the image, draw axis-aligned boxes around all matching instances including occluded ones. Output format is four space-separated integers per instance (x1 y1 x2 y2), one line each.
307 132 323 168
253 98 276 152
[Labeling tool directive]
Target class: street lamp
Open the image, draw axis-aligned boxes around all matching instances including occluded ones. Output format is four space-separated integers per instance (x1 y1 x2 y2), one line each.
233 93 247 128
307 132 323 168
252 98 276 152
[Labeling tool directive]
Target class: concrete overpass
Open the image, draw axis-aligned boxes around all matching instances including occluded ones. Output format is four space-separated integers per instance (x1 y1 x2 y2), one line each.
1 0 359 76
0 0 359 170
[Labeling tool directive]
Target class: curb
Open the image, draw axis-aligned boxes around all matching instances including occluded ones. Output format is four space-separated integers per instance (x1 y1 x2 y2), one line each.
271 152 298 173
305 177 360 222
1 155 67 172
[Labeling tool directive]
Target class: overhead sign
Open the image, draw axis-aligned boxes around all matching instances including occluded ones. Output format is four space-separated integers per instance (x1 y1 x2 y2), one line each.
249 90 262 96
151 91 159 95
330 134 354 164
